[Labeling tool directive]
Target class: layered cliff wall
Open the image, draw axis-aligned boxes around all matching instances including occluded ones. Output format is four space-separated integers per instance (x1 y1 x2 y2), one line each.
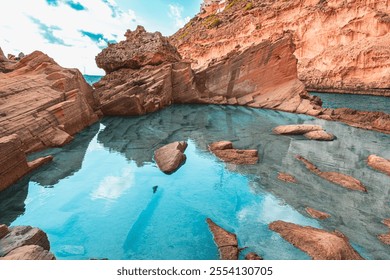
171 0 390 96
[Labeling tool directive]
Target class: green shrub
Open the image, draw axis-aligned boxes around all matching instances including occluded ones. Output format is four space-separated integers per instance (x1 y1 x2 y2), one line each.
209 18 222 28
245 2 253 10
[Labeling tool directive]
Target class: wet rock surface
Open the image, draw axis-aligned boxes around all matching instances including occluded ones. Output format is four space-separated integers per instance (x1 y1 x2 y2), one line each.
367 155 390 176
273 124 335 141
305 207 331 220
269 221 364 260
154 141 187 173
296 155 367 192
209 141 258 165
0 245 56 260
378 219 390 246
303 130 335 141
206 218 239 260
245 252 263 260
0 224 53 259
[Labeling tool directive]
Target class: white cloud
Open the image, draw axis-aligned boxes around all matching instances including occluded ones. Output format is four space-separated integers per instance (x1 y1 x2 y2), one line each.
0 0 139 75
168 4 190 28
91 166 135 200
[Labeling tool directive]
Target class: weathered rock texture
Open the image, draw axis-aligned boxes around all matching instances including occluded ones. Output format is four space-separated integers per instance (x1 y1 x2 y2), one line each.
208 141 258 164
0 47 15 73
0 134 53 192
94 26 320 116
0 50 99 191
172 0 390 96
269 221 364 260
154 141 187 173
305 207 331 220
0 245 56 260
206 218 239 260
273 124 335 141
0 50 99 153
367 155 390 176
0 225 53 259
296 155 367 192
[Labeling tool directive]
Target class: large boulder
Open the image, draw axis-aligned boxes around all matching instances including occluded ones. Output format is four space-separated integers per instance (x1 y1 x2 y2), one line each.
269 221 364 260
96 25 181 74
206 218 239 260
154 141 187 173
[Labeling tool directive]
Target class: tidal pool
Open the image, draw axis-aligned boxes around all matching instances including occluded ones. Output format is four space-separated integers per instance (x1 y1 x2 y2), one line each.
1 104 389 260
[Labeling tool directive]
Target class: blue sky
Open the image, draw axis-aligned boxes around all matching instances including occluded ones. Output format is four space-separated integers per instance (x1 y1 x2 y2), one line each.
0 0 202 74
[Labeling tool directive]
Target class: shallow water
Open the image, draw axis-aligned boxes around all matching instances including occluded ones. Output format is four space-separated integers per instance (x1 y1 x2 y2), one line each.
312 92 390 114
1 105 389 260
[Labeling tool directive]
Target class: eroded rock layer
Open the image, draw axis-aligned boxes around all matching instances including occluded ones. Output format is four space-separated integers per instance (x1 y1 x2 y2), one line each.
171 0 390 96
95 27 320 116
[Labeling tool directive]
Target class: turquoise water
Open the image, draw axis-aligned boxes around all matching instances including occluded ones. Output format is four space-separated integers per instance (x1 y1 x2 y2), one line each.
1 105 390 260
83 75 102 85
311 92 390 114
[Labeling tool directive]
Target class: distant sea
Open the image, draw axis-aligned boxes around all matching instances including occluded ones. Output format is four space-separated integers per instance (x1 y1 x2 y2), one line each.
84 74 103 85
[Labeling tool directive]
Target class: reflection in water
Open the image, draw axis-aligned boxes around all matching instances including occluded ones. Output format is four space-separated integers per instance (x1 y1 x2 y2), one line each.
0 104 389 259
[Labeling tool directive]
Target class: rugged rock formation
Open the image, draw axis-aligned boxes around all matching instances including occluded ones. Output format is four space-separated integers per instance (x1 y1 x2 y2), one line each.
206 218 239 260
296 155 367 192
0 245 56 260
245 252 263 260
277 172 297 183
208 141 258 164
269 221 364 260
378 219 390 245
273 124 335 141
367 155 390 176
0 225 52 258
172 0 390 96
96 26 181 74
0 134 53 192
0 50 99 153
95 26 320 116
154 141 187 173
305 207 331 220
0 47 15 73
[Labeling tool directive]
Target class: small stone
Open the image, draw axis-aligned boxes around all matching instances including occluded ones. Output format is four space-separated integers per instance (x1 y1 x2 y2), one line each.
277 173 297 183
245 252 263 260
367 155 390 176
154 141 187 173
305 207 331 220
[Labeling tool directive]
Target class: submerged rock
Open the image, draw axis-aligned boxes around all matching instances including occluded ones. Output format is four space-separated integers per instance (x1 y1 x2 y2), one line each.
206 218 239 260
378 219 390 246
273 124 335 141
367 155 390 176
277 172 297 183
269 221 363 260
245 252 263 260
305 207 331 220
0 245 55 260
0 225 51 257
154 141 187 173
208 141 258 165
296 155 367 192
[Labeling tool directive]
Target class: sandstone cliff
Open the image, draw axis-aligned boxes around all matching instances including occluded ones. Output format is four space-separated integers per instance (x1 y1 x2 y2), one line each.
171 0 390 96
95 26 319 116
0 49 100 192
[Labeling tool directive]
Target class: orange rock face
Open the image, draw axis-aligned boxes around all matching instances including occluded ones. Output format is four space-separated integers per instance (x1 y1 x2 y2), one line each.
305 207 331 220
206 218 239 260
154 141 188 174
269 221 363 260
277 173 297 183
0 245 56 260
172 0 390 96
367 155 390 176
208 141 258 165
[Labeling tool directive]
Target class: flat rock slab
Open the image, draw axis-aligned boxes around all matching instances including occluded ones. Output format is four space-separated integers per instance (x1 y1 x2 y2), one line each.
304 130 335 141
209 141 258 165
154 141 187 174
269 221 364 260
0 245 56 260
206 218 238 260
305 207 331 220
277 172 297 183
0 226 50 257
296 155 367 192
273 124 323 135
367 155 390 176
